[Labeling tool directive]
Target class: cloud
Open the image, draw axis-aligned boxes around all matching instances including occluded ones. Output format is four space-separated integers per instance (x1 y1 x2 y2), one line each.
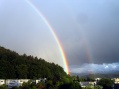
58 0 119 65
69 62 119 74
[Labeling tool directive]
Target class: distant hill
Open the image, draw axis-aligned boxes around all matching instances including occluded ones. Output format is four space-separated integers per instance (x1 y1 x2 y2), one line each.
0 46 67 79
71 72 119 78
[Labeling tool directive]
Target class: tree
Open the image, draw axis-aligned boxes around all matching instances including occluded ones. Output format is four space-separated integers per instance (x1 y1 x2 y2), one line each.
94 85 103 89
0 46 68 79
59 81 82 89
0 84 8 89
17 64 28 78
36 82 45 89
20 81 31 89
83 85 103 89
46 80 54 89
77 76 80 82
70 82 82 89
97 78 114 89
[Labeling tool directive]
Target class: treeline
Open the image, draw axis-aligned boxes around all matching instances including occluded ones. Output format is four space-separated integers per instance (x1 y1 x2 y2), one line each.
0 46 67 80
71 73 119 78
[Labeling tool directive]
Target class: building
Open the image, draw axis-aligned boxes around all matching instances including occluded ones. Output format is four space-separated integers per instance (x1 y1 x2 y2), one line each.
89 81 97 85
95 78 101 81
0 78 46 88
18 79 30 86
80 82 90 88
0 79 5 86
113 78 119 84
80 81 96 88
5 79 20 89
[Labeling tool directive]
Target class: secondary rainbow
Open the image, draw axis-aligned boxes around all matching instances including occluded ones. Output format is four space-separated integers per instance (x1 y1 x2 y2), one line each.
26 0 70 74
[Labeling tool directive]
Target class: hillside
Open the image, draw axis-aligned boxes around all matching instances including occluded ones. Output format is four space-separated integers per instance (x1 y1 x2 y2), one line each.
0 46 67 79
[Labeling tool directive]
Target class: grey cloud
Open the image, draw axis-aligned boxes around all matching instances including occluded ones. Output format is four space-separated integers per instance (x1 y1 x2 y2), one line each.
70 62 119 74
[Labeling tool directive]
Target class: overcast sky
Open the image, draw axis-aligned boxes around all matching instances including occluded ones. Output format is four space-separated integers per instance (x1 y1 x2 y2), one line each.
0 0 119 73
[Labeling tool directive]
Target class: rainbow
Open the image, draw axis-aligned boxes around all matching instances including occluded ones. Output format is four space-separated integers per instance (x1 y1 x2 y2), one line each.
25 0 70 74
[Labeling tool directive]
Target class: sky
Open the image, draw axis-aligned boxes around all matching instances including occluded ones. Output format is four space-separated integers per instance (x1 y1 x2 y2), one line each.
0 0 119 74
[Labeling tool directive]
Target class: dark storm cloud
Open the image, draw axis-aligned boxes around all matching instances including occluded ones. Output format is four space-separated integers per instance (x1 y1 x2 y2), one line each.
66 47 90 65
89 28 119 64
59 0 119 65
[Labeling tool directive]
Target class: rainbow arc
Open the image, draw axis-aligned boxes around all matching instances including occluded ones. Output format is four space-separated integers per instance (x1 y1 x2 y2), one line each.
26 0 70 74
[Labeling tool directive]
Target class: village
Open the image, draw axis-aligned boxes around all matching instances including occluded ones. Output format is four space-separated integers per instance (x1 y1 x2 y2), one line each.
0 78 119 89
80 78 119 89
0 78 46 89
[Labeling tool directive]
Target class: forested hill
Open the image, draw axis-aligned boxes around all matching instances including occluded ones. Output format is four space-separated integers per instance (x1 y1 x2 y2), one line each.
0 46 67 79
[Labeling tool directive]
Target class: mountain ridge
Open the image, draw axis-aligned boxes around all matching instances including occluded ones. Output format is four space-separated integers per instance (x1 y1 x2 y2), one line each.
70 72 119 78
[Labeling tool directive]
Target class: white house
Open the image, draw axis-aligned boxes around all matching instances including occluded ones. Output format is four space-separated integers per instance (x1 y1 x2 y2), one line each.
89 81 97 85
113 78 119 84
18 79 30 86
6 79 20 89
35 79 41 84
80 81 96 88
0 79 30 88
95 78 101 81
0 79 5 85
0 78 47 88
80 82 90 88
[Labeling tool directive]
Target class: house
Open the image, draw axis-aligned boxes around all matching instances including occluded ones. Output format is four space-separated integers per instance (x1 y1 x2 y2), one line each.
80 82 90 88
0 79 5 85
89 81 97 85
0 78 47 88
6 79 20 89
80 81 96 88
40 78 47 83
0 79 31 88
95 78 101 81
6 79 30 86
18 79 30 86
35 79 41 84
113 78 119 84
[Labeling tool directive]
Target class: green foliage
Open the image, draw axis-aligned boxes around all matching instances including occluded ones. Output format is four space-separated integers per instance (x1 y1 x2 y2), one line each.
71 82 82 89
46 80 53 89
11 86 19 89
86 77 95 82
0 46 68 79
20 82 31 89
62 76 71 83
36 82 45 89
77 76 80 82
83 84 94 89
0 84 8 89
17 64 28 78
94 85 103 89
0 46 82 89
82 85 103 89
59 82 82 89
97 78 114 89
29 86 38 89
